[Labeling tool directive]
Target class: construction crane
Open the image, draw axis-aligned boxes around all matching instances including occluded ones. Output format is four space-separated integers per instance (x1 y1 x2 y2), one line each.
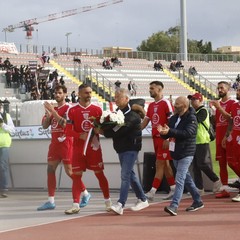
3 0 123 39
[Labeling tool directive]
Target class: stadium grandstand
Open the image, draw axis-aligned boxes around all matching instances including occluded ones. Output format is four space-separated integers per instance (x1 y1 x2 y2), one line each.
0 43 238 126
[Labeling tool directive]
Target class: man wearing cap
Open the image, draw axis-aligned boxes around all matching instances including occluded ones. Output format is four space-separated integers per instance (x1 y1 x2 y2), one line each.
0 101 15 197
188 93 221 195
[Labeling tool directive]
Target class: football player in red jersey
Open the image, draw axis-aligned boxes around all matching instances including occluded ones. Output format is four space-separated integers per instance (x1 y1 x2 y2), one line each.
210 81 235 198
141 81 175 201
37 85 90 211
65 84 111 214
214 86 240 201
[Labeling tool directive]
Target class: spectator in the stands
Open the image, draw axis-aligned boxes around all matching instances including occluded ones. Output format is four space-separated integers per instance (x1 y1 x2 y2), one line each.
50 78 59 99
169 61 177 71
0 57 4 70
3 58 12 70
154 61 163 71
71 91 77 103
12 67 20 88
41 51 50 65
188 66 197 76
232 80 239 90
59 76 65 86
115 80 122 90
30 81 39 100
175 61 184 70
111 57 122 67
102 59 112 70
65 95 71 103
52 69 58 81
5 69 12 88
128 81 137 96
236 74 240 82
41 85 50 100
73 56 81 64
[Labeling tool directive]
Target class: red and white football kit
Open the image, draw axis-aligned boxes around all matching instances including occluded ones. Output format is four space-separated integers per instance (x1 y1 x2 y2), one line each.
43 103 72 164
227 102 240 176
215 99 235 185
146 98 173 160
66 103 104 172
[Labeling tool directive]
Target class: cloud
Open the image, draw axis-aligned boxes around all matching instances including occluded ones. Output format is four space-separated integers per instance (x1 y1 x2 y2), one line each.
1 0 240 51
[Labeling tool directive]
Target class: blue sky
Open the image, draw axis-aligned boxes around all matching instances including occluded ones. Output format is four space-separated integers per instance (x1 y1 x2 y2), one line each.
1 0 240 51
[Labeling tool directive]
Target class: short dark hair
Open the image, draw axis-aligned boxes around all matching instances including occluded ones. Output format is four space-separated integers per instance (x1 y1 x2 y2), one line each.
218 81 230 86
55 85 67 93
218 81 230 89
150 81 164 89
78 83 91 91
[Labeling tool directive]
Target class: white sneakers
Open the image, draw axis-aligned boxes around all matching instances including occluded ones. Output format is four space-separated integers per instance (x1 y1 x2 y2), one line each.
131 199 149 211
111 200 149 215
110 202 123 215
213 180 222 193
232 194 240 202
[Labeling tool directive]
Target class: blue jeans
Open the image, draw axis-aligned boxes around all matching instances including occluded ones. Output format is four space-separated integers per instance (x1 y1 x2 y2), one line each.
118 151 146 207
0 147 10 192
170 156 202 209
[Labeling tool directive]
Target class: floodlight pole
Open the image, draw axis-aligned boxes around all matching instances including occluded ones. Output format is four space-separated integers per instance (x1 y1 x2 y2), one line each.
65 32 72 55
180 0 188 61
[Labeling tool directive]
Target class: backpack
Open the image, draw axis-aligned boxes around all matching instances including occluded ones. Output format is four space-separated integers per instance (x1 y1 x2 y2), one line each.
201 121 216 141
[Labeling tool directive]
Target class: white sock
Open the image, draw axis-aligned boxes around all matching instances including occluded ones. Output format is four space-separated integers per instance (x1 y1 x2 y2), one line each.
82 189 89 196
73 202 79 208
221 185 229 191
151 187 157 194
48 196 54 204
170 185 176 191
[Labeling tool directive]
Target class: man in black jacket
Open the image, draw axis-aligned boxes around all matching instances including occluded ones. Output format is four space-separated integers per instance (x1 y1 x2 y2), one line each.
158 96 204 216
103 88 149 215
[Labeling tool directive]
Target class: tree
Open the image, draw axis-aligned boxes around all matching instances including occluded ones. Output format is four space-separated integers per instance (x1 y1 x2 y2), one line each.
137 26 213 54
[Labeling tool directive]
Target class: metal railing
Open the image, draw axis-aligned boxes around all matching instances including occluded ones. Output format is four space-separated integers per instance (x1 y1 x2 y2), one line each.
13 43 240 62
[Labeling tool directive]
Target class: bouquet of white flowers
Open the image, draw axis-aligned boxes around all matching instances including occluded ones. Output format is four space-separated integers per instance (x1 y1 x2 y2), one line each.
99 110 125 127
83 110 125 156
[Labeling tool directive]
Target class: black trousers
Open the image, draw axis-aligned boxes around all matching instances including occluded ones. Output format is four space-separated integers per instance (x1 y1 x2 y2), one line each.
192 143 219 190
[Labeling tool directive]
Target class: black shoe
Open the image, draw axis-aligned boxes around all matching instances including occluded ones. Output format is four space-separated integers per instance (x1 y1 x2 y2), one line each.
164 206 177 216
186 202 204 212
228 181 240 189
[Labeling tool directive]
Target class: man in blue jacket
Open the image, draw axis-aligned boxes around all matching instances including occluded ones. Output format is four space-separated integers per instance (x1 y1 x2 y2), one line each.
157 96 204 216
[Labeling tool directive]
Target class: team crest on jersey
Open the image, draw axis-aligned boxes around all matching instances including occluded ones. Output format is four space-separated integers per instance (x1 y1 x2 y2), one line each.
163 153 167 159
152 113 159 125
219 114 226 123
233 115 240 127
83 113 89 120
51 118 58 129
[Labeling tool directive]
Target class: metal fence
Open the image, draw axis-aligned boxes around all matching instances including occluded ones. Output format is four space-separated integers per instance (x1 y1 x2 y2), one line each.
14 43 240 62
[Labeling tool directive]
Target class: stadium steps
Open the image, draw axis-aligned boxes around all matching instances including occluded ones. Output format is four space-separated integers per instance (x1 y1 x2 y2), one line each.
163 68 195 93
49 60 106 103
182 70 217 99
